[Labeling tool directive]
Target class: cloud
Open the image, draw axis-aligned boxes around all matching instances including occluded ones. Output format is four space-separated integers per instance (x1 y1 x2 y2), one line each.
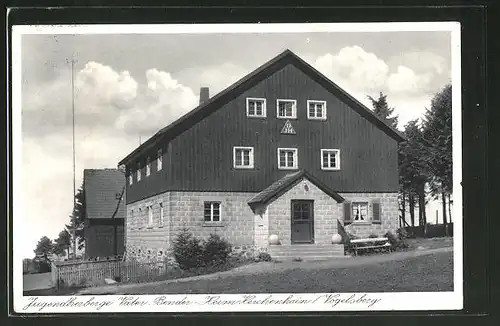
313 46 390 92
387 66 433 94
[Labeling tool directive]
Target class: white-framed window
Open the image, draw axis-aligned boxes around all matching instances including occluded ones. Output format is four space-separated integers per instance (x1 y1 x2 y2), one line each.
246 98 266 117
233 146 254 169
276 99 297 119
159 203 164 225
136 162 141 181
321 149 340 170
204 202 221 222
146 157 151 176
278 148 298 170
307 100 327 120
128 171 133 185
157 148 163 171
352 202 369 223
147 205 153 226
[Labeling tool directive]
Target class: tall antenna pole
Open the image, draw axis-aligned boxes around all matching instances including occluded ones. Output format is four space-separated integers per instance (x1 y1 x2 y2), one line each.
71 58 77 259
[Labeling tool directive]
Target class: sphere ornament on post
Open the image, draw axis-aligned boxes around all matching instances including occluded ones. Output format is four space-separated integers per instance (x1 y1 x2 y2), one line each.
269 234 280 245
331 233 343 244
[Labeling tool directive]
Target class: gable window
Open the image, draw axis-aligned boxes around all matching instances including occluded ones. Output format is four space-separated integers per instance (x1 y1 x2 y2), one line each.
352 202 369 223
204 202 221 222
307 100 327 120
233 146 254 169
278 148 298 170
321 149 340 170
147 206 153 226
159 203 164 225
246 98 266 117
277 99 297 119
136 162 141 181
157 148 163 171
128 171 133 185
146 157 151 176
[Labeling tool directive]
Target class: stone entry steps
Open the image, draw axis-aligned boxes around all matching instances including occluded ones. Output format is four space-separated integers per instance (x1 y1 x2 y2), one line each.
268 244 346 261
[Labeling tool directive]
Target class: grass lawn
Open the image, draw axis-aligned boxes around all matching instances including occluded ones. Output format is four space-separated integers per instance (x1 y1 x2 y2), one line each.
110 250 453 294
406 237 453 250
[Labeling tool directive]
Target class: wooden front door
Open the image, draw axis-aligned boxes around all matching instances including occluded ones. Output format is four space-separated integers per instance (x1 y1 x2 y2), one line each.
291 200 314 244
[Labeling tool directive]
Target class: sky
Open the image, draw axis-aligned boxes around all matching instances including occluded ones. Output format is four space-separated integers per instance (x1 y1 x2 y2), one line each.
16 25 453 259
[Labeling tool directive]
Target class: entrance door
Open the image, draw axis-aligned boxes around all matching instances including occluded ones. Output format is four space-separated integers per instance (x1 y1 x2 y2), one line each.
291 200 314 244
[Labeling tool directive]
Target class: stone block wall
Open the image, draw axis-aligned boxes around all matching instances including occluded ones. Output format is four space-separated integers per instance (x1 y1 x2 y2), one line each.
125 191 257 263
340 192 399 238
267 178 342 245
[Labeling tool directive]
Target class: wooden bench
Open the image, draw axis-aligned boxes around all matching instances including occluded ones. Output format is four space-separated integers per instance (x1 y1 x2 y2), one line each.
349 237 392 256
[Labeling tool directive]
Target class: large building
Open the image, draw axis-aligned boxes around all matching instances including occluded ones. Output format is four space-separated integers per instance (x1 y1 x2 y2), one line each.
83 169 126 259
118 49 405 262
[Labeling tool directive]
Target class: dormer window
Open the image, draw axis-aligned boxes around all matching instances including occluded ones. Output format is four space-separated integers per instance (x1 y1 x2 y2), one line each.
246 98 266 117
277 99 297 119
307 100 327 120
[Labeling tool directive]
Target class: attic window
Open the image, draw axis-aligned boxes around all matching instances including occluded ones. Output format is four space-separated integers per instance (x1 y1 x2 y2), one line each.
307 100 327 120
157 148 163 171
128 172 133 185
146 157 151 177
246 98 266 118
277 99 297 119
137 162 141 182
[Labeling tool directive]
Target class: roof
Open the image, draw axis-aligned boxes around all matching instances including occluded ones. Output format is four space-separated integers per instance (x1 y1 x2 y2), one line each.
248 170 345 208
119 49 406 166
84 169 126 220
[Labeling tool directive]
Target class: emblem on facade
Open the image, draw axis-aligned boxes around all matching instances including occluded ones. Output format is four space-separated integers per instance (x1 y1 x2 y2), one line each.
281 120 296 134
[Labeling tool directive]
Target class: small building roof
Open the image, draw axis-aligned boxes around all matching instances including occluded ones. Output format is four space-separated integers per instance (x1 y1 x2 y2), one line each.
248 169 345 208
84 169 126 220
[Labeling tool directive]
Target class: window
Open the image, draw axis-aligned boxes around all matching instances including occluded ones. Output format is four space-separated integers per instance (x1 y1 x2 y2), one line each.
233 146 254 169
146 157 151 176
136 162 141 181
147 206 153 226
352 202 369 222
277 99 297 119
204 202 221 222
128 171 133 185
246 98 266 117
159 203 164 225
278 148 298 170
307 100 327 120
157 148 163 171
321 149 340 170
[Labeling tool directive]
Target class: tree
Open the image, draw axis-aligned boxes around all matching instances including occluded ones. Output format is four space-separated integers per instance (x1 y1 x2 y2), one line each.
367 92 399 128
66 184 86 251
34 236 54 259
53 229 71 257
422 84 452 234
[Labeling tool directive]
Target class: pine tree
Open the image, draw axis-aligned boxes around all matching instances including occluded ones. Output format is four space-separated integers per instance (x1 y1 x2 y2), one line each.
367 92 399 128
66 184 86 250
423 84 452 234
53 229 71 258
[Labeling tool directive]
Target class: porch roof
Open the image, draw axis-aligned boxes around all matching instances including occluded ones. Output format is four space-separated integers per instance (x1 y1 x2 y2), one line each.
248 169 345 208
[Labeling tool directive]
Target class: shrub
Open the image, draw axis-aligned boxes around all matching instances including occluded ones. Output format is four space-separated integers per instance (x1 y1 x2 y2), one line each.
396 227 410 241
202 234 232 266
172 229 204 270
257 252 272 262
384 230 408 251
368 233 378 238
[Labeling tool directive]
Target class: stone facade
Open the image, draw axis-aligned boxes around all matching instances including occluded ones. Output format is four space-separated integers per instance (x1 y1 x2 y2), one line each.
265 178 342 245
125 191 256 262
125 186 399 263
340 192 399 239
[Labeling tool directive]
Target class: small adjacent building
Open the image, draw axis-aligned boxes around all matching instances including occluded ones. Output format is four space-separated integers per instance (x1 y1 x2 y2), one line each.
83 169 125 259
118 49 405 262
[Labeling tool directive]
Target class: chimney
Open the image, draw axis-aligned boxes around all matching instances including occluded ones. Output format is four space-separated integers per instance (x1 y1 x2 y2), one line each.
199 87 210 104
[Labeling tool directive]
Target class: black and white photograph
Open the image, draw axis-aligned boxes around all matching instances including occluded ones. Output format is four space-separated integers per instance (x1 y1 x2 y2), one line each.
12 22 463 312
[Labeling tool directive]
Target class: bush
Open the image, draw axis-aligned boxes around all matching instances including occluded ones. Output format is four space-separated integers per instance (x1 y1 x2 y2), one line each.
202 234 232 266
384 230 408 251
257 252 272 262
172 229 204 270
368 233 378 238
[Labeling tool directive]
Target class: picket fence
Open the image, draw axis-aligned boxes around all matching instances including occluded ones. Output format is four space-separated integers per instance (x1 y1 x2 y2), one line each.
52 259 167 289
